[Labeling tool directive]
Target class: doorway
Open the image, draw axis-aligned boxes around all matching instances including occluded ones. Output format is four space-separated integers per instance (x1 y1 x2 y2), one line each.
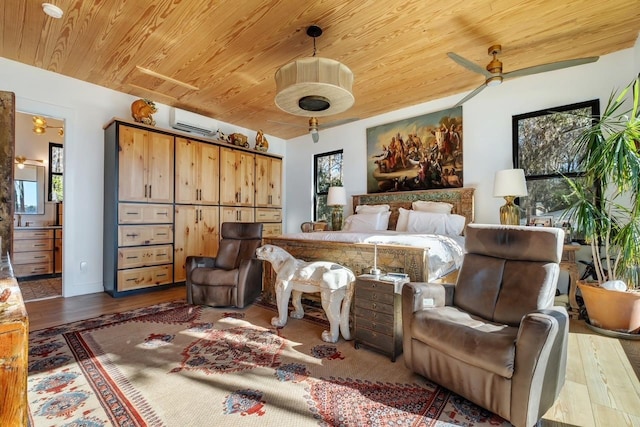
14 111 64 301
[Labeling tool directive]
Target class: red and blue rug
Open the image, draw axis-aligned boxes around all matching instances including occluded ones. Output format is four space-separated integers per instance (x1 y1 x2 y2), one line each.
28 301 511 426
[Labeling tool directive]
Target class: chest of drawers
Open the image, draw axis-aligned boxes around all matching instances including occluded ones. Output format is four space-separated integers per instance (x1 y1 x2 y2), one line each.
353 275 404 362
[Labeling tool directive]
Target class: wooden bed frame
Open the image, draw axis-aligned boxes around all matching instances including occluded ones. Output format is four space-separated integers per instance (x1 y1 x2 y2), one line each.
261 188 475 303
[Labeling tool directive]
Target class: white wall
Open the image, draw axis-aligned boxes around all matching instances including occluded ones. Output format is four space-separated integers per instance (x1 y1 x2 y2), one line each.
284 46 639 233
0 57 286 296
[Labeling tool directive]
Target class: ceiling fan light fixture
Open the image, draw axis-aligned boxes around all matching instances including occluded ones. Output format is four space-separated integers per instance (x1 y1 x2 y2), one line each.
486 76 503 86
42 3 64 19
299 95 331 112
275 26 354 117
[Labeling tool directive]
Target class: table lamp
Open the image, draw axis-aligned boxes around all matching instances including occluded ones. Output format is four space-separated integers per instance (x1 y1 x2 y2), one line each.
493 169 528 225
327 186 347 231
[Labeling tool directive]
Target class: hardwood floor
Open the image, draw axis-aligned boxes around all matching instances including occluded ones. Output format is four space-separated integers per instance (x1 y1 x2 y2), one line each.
25 288 640 426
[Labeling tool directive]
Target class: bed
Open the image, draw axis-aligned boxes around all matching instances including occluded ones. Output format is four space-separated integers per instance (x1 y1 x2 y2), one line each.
261 187 475 303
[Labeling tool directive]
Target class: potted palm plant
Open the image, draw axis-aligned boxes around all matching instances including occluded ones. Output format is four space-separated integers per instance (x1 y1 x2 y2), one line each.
566 76 640 335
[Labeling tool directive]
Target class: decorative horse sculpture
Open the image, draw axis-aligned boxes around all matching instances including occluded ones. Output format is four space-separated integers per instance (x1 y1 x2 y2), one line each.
256 244 355 343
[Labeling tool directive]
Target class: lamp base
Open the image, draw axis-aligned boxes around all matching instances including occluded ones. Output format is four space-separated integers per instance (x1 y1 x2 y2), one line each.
331 206 343 231
499 196 521 225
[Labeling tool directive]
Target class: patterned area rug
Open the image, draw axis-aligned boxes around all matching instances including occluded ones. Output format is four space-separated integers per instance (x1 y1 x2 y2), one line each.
28 301 511 426
19 277 62 302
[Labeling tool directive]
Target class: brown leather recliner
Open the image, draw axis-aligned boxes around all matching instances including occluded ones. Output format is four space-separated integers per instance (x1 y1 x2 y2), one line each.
402 224 568 427
186 222 263 308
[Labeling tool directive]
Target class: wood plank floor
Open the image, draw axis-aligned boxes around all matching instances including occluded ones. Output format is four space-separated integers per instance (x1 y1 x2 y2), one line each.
25 288 640 426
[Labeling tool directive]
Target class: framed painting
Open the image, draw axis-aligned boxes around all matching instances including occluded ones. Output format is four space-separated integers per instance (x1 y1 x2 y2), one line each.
512 99 599 225
366 106 463 193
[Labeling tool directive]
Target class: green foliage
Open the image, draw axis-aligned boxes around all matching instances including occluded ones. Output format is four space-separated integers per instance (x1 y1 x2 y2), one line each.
566 77 640 288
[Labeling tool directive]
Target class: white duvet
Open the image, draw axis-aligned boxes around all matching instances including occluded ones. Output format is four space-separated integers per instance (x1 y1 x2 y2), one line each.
277 231 465 280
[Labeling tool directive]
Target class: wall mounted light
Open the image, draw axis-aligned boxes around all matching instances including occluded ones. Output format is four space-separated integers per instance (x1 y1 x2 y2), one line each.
15 156 44 170
33 116 64 136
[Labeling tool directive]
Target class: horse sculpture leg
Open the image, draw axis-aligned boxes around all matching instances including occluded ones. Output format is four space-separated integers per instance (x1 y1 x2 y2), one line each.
320 288 344 343
289 289 305 319
271 280 292 328
339 281 354 341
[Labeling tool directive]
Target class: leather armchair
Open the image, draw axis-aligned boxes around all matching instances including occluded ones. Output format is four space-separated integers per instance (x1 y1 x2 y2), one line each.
186 222 263 308
402 224 568 427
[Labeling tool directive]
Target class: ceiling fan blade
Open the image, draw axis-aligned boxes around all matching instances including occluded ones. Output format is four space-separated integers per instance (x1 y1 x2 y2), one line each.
319 117 360 129
267 119 308 129
454 83 487 107
503 56 599 79
447 52 493 78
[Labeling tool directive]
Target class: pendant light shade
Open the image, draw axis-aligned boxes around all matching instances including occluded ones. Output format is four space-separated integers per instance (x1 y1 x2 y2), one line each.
274 26 354 117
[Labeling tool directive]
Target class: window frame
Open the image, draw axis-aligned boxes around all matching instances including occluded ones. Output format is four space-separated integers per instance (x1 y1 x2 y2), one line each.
313 150 344 221
512 99 600 225
48 142 63 202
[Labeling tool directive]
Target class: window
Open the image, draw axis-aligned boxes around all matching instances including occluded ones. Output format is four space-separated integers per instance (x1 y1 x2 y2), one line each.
314 150 343 221
48 143 63 202
512 100 599 224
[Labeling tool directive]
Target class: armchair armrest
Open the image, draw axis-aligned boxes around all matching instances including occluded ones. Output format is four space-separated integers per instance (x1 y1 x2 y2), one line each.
185 256 216 305
401 282 455 369
236 258 264 308
512 307 569 427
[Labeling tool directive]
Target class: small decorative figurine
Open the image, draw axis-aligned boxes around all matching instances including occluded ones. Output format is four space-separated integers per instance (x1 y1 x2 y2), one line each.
214 129 227 141
254 130 269 152
227 133 249 148
131 99 157 126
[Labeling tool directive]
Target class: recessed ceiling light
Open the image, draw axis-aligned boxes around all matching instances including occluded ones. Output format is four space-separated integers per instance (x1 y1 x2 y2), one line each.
42 3 64 19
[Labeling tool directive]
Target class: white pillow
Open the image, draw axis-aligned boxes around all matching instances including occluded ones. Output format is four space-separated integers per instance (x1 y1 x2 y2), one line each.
378 211 391 230
355 204 390 214
343 213 381 232
406 210 466 235
395 207 411 231
411 201 454 214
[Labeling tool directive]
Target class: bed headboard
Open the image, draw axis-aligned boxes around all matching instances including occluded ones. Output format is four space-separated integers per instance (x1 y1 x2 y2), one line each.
352 188 475 230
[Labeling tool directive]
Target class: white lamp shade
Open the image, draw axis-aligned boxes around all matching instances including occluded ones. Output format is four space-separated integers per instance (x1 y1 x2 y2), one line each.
327 186 347 206
493 169 528 197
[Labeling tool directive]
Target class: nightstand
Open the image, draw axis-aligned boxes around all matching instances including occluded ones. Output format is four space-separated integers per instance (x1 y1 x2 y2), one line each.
353 275 406 362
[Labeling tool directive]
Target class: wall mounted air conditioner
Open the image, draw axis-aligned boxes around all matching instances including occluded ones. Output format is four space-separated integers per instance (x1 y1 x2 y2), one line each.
169 108 217 136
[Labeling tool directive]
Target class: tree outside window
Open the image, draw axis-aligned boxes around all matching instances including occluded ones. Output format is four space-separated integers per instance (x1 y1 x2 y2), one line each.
48 143 63 202
513 100 599 226
314 150 343 221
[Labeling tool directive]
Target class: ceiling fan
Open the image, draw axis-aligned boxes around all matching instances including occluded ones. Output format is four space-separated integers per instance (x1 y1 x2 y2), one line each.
448 45 599 107
268 116 359 143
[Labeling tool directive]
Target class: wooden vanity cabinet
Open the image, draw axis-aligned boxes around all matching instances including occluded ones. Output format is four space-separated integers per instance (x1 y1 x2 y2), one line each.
12 229 54 277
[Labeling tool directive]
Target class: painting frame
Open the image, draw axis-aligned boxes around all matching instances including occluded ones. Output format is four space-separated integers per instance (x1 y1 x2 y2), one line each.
366 107 463 194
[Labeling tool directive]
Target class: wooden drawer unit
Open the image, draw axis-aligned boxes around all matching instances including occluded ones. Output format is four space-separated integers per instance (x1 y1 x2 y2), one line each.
255 208 282 222
13 238 53 252
118 245 173 269
262 223 282 237
117 265 173 291
119 203 174 224
118 225 173 247
354 276 404 362
12 229 55 278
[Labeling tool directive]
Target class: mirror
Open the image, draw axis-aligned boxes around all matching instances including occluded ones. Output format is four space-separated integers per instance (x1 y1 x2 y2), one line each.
14 164 45 214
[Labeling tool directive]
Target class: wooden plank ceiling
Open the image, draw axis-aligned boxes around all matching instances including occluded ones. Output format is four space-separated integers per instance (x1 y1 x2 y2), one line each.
2 0 639 140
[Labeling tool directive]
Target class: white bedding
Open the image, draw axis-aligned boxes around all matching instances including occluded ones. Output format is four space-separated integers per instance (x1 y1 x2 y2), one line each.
278 231 465 280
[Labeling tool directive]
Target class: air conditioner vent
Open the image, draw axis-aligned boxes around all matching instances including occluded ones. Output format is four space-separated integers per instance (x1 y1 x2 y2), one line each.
169 108 217 136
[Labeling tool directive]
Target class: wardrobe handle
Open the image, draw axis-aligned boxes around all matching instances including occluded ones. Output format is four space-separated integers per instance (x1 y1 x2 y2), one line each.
149 185 152 198
195 210 199 224
199 209 203 221
144 185 148 197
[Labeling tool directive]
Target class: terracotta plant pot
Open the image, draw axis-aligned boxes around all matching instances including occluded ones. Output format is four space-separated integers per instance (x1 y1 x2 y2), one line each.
578 281 640 333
